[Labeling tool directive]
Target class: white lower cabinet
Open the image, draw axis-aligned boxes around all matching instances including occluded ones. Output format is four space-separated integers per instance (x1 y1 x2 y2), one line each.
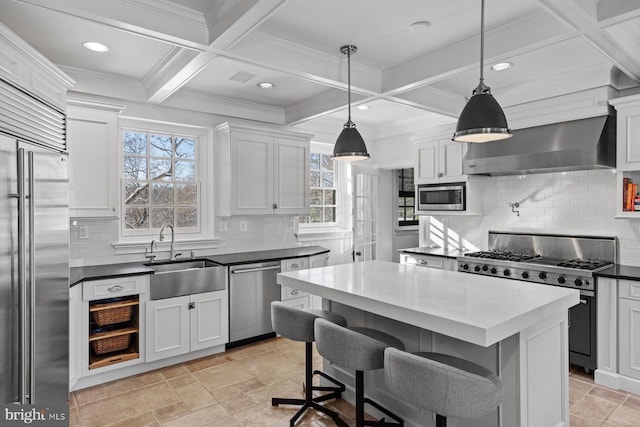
280 257 310 306
399 253 457 271
280 296 310 310
619 280 640 380
146 290 228 362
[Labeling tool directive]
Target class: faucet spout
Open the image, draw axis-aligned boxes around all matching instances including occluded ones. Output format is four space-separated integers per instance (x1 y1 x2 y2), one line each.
159 224 176 260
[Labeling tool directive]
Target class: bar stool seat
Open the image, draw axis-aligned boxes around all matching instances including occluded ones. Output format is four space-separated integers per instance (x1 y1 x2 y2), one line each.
270 302 349 427
315 318 404 427
384 348 504 427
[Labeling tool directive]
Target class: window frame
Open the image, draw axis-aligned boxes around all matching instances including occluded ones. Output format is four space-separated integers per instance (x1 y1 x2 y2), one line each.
397 167 418 227
299 142 342 229
118 118 211 241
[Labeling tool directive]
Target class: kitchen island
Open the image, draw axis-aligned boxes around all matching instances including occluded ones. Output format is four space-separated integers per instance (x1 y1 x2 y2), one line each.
277 260 580 427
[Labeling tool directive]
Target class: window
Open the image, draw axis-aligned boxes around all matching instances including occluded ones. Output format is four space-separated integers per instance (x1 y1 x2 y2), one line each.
300 150 336 225
398 168 417 226
122 129 199 235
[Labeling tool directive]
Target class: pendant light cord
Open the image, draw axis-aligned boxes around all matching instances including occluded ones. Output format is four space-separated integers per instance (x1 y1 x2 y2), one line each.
347 46 353 125
475 0 490 95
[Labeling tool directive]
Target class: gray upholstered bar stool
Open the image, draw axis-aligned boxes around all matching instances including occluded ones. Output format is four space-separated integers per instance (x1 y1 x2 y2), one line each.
314 318 404 427
270 301 349 427
384 347 504 427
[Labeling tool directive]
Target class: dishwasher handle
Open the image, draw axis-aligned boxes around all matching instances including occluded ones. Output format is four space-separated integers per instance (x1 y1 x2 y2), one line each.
231 265 281 274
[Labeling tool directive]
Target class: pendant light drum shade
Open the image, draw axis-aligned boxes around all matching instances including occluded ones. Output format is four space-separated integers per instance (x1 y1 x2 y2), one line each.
332 45 370 161
452 0 511 143
333 122 369 161
453 91 511 143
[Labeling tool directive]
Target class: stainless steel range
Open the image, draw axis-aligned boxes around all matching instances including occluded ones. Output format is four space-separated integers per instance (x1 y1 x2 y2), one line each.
457 231 617 373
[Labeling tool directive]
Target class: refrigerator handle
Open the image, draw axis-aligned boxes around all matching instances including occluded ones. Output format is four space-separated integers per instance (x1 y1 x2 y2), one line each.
17 148 27 404
28 151 35 404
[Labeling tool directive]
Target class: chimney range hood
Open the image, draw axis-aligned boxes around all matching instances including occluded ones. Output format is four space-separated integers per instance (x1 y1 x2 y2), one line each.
462 114 616 176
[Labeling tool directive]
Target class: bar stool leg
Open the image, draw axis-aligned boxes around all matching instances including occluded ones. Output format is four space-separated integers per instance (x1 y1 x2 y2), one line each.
435 414 447 427
356 370 365 427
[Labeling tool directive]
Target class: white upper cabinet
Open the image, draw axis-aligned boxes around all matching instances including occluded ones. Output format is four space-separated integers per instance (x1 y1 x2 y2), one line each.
215 122 311 216
611 95 640 171
67 101 122 218
0 23 73 110
415 139 467 184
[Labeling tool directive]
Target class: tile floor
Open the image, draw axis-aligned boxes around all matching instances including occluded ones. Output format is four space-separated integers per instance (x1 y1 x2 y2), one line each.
70 337 640 426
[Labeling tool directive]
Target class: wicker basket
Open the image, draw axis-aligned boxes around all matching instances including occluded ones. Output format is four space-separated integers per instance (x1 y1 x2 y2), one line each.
91 305 133 326
91 334 131 355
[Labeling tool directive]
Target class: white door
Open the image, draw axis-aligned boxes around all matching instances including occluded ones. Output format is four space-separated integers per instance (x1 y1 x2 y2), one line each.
352 166 378 263
146 296 190 362
190 291 229 351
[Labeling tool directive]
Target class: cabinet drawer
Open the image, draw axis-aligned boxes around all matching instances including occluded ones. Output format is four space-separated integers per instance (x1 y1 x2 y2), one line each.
281 286 308 300
620 280 640 301
400 254 444 269
83 275 147 301
281 257 309 272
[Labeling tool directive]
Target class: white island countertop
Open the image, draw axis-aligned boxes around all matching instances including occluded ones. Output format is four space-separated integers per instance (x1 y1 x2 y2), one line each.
277 260 580 347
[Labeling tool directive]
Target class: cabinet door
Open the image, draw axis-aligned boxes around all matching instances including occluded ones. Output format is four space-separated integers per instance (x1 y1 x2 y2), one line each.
231 131 274 214
416 142 438 183
616 105 640 171
273 137 309 214
67 106 119 217
280 296 310 310
281 257 309 300
439 140 467 182
309 253 329 268
619 298 640 379
146 296 190 362
190 291 229 351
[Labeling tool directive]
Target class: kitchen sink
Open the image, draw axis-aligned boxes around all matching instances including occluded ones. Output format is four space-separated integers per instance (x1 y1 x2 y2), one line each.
145 259 227 300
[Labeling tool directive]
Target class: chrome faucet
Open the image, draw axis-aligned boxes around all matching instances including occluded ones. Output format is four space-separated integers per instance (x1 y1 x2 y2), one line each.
159 224 177 260
145 239 157 263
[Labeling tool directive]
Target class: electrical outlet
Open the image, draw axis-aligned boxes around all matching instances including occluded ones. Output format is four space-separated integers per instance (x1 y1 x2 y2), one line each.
78 226 88 240
289 218 295 229
219 220 227 232
240 220 247 232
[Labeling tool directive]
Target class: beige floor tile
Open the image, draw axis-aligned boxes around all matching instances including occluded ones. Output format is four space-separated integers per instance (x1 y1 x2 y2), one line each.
570 395 619 426
240 351 305 385
605 404 640 427
102 371 165 396
184 353 234 372
570 378 594 403
588 386 627 404
158 364 190 380
162 404 229 427
192 361 255 392
77 389 149 426
622 395 640 411
246 378 304 406
233 405 300 427
167 373 197 390
74 385 109 406
139 382 181 411
68 406 80 426
153 401 190 424
174 382 218 411
226 343 273 361
104 411 160 427
570 413 606 427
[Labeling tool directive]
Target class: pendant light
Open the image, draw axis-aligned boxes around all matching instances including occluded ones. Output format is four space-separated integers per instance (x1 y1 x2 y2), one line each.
453 0 512 143
332 45 370 161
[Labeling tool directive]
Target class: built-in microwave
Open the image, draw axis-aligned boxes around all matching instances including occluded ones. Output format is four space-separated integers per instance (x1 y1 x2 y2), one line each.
417 183 465 211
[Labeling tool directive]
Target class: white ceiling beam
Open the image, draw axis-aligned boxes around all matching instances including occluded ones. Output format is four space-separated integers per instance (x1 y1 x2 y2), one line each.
284 89 369 125
540 0 640 82
381 11 571 94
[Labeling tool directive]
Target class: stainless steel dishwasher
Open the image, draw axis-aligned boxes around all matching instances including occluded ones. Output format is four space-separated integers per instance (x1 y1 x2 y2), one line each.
228 261 281 346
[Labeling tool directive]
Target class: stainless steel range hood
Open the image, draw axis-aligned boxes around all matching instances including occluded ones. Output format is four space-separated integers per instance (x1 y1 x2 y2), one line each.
462 114 616 176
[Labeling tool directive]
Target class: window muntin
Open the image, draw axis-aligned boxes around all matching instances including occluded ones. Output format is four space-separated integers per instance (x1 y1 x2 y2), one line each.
301 152 337 224
122 130 199 233
398 168 417 226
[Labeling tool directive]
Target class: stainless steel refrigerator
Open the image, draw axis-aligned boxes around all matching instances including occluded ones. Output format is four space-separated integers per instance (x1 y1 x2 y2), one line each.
0 133 69 405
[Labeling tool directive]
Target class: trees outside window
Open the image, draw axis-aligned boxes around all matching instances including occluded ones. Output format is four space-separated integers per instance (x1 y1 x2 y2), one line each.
398 168 417 226
300 151 336 224
122 130 199 232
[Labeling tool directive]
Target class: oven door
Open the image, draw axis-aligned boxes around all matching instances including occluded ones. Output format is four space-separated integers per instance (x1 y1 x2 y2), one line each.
568 291 596 372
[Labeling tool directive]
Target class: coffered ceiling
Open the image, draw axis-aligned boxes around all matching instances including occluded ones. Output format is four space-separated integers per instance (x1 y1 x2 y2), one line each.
2 0 640 138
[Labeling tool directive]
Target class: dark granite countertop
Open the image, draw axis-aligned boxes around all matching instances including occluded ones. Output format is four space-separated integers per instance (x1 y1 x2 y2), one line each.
596 265 640 281
398 246 463 259
70 245 330 287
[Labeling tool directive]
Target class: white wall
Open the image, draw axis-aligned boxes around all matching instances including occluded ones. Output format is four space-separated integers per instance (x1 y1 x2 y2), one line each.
422 169 640 266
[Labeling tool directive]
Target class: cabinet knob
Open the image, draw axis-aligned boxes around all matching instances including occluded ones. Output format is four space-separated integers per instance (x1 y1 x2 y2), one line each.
272 203 278 209
438 172 444 177
188 302 195 310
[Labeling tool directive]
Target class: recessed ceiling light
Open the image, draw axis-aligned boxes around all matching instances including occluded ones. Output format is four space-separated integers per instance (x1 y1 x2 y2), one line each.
356 105 370 111
490 62 513 72
257 82 274 89
409 21 431 33
82 41 109 53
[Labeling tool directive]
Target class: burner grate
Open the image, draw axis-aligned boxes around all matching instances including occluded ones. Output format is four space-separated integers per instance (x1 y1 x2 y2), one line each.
556 259 612 270
465 251 538 262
